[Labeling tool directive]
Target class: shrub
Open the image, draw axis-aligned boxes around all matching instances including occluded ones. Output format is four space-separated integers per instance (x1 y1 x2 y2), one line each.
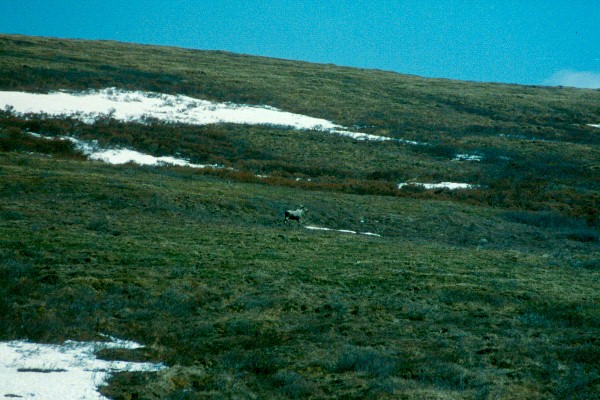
565 229 600 243
365 168 407 181
86 215 112 233
0 210 25 221
223 350 282 375
335 347 398 378
272 371 313 399
410 143 460 159
504 211 586 230
0 127 82 158
342 179 398 196
415 361 482 392
554 365 600 400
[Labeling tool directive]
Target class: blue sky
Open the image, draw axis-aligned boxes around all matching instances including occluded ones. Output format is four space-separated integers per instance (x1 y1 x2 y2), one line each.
2 1 599 87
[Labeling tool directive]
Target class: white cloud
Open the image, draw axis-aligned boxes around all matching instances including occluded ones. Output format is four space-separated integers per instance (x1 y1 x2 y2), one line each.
543 70 600 89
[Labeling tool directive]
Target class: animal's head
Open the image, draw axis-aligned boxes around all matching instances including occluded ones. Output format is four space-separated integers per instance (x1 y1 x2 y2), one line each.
300 205 308 213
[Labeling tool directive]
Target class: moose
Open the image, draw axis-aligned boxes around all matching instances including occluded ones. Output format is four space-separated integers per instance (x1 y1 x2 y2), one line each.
284 205 308 226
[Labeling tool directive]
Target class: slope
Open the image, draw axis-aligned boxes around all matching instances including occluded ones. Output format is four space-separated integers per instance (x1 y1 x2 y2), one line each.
0 35 599 399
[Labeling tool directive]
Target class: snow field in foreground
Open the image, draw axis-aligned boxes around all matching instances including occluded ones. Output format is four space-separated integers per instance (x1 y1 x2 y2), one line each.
0 337 166 400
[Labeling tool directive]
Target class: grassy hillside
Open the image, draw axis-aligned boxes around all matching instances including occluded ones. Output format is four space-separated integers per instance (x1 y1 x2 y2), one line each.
1 35 599 399
1 34 599 219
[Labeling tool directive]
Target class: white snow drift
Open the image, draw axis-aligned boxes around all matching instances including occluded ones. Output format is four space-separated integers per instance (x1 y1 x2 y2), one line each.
28 132 220 168
305 225 381 237
0 336 166 400
0 89 340 129
453 153 482 161
0 88 412 143
67 136 219 168
398 182 479 190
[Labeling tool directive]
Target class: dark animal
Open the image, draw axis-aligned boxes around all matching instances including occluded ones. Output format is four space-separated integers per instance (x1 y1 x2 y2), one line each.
284 205 308 225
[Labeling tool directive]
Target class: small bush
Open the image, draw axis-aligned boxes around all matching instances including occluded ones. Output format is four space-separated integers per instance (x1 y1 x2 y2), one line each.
415 361 482 392
0 210 25 221
566 229 599 243
335 347 398 378
554 365 600 400
410 142 459 159
367 379 400 397
365 169 407 181
0 127 82 158
568 258 599 270
342 179 398 196
86 215 112 234
505 211 586 230
272 371 313 399
523 302 598 329
223 350 282 375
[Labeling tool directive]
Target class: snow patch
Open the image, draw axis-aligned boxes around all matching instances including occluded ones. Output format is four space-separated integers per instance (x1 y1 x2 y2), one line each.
398 182 479 190
0 336 166 400
29 133 220 168
0 89 415 143
498 133 551 143
587 123 600 129
331 129 392 142
0 89 336 130
330 129 425 145
67 137 220 168
305 225 356 234
304 225 381 237
360 232 382 237
453 154 483 162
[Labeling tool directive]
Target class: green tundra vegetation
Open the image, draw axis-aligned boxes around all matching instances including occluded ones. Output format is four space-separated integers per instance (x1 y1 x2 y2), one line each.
0 34 599 399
